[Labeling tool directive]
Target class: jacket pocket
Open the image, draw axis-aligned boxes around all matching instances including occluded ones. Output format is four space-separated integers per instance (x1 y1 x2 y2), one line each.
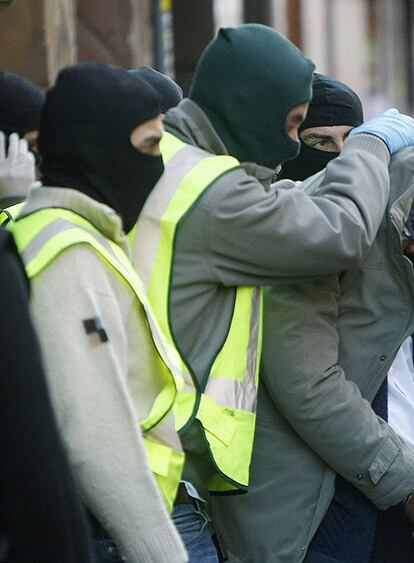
369 435 401 484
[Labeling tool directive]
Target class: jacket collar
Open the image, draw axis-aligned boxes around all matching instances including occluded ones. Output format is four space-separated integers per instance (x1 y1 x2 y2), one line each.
388 148 414 238
165 98 275 187
20 186 129 252
165 98 228 156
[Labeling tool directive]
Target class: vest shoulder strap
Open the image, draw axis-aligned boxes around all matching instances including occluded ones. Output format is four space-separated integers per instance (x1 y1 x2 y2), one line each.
161 131 240 172
11 207 185 396
12 209 133 284
0 202 25 225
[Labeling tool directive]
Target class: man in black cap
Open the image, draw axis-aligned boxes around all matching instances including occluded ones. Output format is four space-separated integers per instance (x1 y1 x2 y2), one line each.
280 72 364 181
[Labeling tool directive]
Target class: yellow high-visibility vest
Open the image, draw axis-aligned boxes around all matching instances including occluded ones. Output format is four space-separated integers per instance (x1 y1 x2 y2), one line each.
0 202 24 225
10 207 186 511
131 132 263 493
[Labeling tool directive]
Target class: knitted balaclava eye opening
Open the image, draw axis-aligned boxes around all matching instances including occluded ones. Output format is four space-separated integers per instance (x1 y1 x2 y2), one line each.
190 24 315 169
280 73 364 181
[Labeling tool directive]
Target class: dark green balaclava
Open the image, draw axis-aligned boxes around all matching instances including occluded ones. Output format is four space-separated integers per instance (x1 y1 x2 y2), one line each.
190 24 315 169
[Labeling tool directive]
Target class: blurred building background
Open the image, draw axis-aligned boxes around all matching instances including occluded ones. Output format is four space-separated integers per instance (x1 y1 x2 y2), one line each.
0 0 413 116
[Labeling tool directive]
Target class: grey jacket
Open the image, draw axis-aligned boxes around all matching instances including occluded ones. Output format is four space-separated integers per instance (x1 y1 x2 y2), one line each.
163 99 392 495
210 148 414 562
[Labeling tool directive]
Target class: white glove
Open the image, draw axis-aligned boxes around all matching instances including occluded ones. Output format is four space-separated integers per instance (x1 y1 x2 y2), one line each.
0 132 37 200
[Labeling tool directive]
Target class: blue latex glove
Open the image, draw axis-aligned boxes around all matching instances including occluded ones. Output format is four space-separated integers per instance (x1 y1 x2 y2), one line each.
348 108 414 154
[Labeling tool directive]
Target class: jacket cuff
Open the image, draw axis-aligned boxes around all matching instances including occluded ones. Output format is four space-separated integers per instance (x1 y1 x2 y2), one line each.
364 434 414 510
343 133 391 165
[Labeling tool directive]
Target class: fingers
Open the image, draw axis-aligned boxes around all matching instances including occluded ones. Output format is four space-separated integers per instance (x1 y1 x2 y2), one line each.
0 132 5 161
383 108 400 116
25 148 35 168
7 133 19 161
18 137 29 155
17 137 35 171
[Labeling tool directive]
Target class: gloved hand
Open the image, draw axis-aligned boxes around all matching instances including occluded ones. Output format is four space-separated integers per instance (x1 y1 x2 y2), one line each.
0 131 37 199
348 108 414 154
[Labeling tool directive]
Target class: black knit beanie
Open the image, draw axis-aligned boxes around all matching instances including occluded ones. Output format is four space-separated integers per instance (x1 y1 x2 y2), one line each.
129 66 183 113
0 70 44 136
190 24 315 169
39 63 163 233
299 73 363 131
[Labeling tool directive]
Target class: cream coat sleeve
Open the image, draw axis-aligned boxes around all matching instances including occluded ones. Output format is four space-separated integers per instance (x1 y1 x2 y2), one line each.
29 245 187 563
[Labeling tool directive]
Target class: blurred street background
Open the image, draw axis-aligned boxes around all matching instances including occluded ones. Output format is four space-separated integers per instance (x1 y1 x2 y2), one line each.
0 0 413 117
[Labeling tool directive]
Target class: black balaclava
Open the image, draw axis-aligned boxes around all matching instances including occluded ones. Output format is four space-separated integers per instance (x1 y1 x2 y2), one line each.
129 66 183 113
279 73 364 181
190 24 315 169
0 70 44 136
39 63 163 233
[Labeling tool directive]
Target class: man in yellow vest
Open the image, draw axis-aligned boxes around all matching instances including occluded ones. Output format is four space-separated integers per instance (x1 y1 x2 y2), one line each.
9 64 188 563
131 24 414 560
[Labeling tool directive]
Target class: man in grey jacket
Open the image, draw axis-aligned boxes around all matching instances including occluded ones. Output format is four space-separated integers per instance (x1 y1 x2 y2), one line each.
132 24 414 559
210 142 414 561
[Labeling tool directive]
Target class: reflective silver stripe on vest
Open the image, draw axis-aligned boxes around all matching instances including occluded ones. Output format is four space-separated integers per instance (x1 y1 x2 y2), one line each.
246 286 261 384
22 218 117 269
133 143 212 289
22 216 184 387
147 411 183 451
134 141 261 411
204 378 257 413
203 287 261 414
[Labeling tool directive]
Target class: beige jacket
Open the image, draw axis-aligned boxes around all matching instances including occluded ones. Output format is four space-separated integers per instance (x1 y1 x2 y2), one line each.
18 186 187 563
